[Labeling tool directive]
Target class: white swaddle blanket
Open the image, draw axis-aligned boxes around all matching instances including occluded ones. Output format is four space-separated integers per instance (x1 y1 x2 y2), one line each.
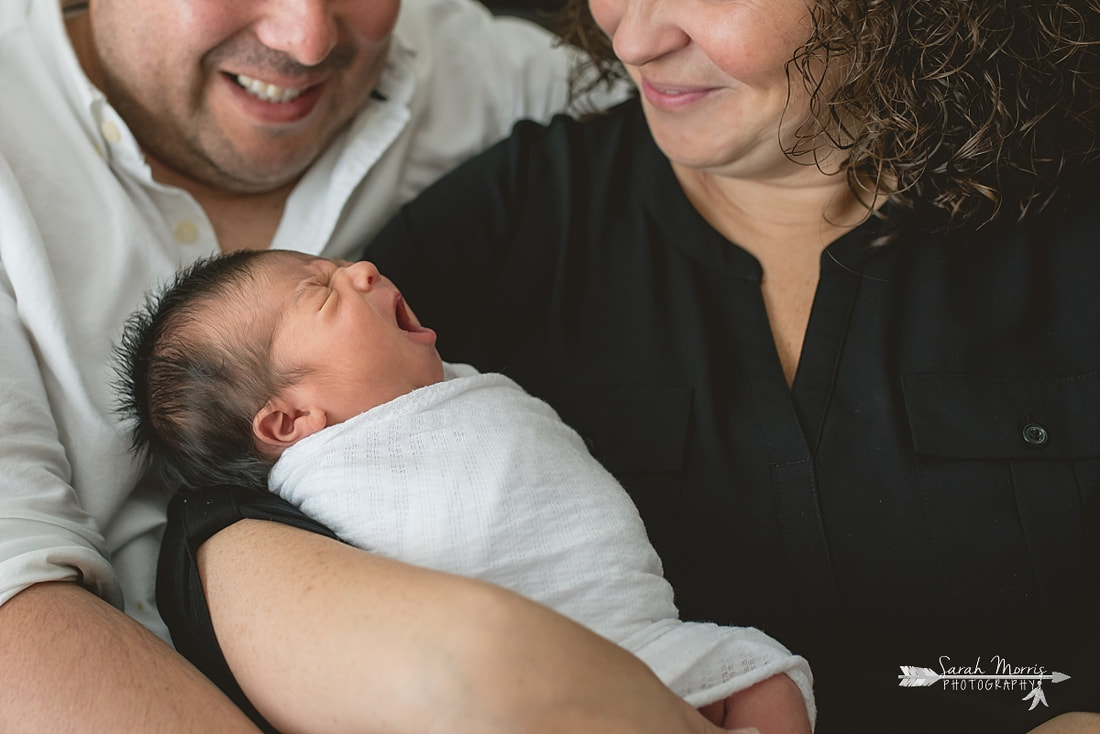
270 362 814 718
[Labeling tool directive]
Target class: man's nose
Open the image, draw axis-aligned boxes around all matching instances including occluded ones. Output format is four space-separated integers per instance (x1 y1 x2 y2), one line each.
253 0 339 67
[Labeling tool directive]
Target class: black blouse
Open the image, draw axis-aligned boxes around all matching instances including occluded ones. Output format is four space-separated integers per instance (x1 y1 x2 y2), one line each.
364 98 1100 732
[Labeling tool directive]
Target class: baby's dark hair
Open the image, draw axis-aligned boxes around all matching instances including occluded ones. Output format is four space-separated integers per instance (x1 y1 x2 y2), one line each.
115 250 297 491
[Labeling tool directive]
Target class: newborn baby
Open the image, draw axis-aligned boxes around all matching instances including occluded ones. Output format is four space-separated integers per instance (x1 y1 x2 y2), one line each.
117 249 815 732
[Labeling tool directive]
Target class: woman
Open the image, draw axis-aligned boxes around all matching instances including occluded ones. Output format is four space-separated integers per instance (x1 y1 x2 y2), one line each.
360 0 1100 728
162 0 1100 731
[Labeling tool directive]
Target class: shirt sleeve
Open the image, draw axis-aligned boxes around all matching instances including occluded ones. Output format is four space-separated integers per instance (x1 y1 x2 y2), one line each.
0 153 120 609
158 485 338 734
385 0 630 205
398 0 626 125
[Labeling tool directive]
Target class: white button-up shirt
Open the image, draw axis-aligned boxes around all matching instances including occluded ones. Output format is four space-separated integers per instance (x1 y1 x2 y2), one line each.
0 0 621 641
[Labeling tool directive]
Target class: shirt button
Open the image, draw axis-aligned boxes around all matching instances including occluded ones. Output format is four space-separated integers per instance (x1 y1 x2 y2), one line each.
174 220 200 244
1022 423 1048 446
100 120 121 144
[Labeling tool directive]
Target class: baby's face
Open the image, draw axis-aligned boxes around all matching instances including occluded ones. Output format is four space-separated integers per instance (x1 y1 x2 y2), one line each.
264 253 445 423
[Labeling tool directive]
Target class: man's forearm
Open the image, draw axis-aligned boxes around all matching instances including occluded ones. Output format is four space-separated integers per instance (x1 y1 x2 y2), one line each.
0 581 259 733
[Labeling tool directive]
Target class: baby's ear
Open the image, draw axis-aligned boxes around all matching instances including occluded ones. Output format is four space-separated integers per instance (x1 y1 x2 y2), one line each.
252 398 327 454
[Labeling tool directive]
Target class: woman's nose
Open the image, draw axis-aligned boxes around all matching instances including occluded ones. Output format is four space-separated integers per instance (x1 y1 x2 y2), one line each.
253 0 339 67
608 0 690 68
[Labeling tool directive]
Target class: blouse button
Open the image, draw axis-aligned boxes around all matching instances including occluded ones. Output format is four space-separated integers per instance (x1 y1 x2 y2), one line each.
100 120 121 144
1022 423 1049 446
174 220 200 244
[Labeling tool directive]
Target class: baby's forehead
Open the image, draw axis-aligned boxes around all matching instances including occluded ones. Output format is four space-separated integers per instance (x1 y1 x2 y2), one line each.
260 249 318 270
199 253 308 318
246 251 319 289
260 251 328 278
245 252 334 318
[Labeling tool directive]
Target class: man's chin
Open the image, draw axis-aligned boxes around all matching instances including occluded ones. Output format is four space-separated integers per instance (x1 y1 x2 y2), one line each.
181 153 314 195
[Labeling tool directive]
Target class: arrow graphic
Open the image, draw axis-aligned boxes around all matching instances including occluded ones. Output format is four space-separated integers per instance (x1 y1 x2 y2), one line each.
898 666 1071 688
1022 685 1049 710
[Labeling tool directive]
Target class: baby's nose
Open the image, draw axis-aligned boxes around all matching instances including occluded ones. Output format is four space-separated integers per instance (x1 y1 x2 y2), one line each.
345 260 380 289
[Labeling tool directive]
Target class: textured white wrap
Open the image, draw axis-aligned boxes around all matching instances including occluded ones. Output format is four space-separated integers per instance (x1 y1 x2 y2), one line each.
271 363 814 718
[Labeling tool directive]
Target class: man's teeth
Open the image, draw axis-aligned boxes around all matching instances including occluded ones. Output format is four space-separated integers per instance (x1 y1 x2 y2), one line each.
235 74 304 103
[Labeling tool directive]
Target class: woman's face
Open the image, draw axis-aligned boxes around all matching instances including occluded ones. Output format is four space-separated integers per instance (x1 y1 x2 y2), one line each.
590 0 816 179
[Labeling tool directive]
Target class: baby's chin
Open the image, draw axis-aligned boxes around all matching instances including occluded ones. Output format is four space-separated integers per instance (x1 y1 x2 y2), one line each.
426 352 445 385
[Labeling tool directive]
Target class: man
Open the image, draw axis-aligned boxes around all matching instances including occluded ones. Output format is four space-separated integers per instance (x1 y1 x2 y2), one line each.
0 0 630 730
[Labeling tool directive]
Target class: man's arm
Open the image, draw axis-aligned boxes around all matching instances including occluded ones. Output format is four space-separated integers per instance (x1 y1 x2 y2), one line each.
0 153 259 733
200 520 730 734
0 582 259 733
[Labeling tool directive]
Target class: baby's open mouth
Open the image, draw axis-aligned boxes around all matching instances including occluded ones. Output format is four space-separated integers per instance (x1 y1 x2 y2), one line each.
395 295 426 333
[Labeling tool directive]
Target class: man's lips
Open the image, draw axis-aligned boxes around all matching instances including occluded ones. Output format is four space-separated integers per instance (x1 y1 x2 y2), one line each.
227 72 327 103
221 72 324 123
233 73 307 103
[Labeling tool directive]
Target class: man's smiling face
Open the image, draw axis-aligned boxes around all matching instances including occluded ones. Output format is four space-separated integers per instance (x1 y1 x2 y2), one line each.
80 0 399 192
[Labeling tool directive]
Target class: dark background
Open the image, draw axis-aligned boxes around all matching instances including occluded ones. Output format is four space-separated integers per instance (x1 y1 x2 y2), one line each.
481 0 562 29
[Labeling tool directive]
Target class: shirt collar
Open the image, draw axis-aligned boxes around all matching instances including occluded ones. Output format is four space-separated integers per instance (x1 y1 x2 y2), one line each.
37 1 136 171
273 36 418 255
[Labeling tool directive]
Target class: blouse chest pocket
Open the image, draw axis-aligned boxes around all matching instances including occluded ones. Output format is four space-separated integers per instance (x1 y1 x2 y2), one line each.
901 371 1100 613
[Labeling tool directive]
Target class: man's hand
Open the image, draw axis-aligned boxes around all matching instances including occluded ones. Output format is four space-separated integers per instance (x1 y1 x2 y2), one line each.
701 673 811 734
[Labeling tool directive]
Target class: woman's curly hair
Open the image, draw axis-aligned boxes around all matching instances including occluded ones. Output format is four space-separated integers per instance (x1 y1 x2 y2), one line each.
555 0 1100 232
